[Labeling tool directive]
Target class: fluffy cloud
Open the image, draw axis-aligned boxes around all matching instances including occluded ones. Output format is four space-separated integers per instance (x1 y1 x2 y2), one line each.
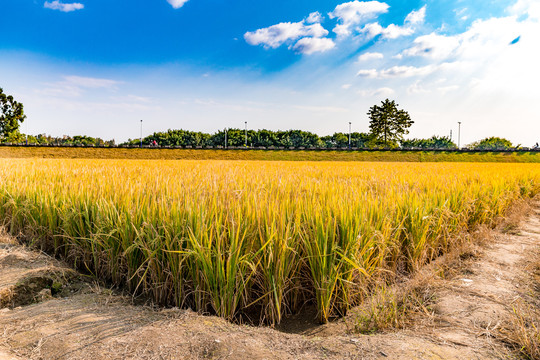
359 6 426 40
167 0 189 9
357 65 437 78
402 12 534 61
358 52 384 61
360 22 414 39
306 11 323 24
244 21 328 49
508 0 540 20
402 33 460 59
43 1 83 12
291 37 335 54
405 5 426 25
245 16 335 54
245 2 425 55
329 1 389 37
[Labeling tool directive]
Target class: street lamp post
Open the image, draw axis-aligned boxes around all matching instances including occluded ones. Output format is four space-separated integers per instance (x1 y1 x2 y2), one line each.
245 121 248 147
457 122 462 149
140 120 143 148
348 122 352 149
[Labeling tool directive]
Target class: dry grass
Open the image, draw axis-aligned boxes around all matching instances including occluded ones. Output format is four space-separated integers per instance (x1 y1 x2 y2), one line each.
2 146 540 162
497 246 540 360
501 303 540 359
353 280 437 334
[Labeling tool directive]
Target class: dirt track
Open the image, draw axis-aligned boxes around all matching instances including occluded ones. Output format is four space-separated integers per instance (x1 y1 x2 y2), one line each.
1 205 539 359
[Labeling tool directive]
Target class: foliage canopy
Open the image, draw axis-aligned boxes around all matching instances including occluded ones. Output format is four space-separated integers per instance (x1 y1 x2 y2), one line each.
468 137 513 150
0 87 26 138
368 99 413 147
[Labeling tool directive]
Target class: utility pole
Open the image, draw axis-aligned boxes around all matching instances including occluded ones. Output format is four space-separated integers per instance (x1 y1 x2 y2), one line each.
140 120 143 148
224 128 227 149
457 122 462 149
348 122 352 149
245 121 248 147
450 129 452 141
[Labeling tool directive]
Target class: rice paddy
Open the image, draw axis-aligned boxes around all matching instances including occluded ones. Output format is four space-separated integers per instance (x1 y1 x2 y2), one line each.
1 158 539 324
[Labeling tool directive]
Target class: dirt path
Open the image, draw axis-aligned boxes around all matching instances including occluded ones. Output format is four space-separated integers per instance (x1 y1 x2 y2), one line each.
0 206 539 360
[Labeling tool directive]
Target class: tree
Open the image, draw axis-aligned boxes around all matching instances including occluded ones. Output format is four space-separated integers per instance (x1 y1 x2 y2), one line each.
368 99 413 147
320 132 371 148
0 87 26 138
401 136 457 149
467 137 513 150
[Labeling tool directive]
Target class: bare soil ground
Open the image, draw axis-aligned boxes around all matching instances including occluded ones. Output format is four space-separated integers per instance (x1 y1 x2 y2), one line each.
0 204 539 360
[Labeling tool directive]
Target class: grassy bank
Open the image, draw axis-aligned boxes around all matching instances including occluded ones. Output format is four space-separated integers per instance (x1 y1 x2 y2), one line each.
1 159 539 324
1 146 540 162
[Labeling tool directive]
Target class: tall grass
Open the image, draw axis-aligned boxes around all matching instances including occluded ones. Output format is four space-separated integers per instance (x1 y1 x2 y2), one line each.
0 159 539 324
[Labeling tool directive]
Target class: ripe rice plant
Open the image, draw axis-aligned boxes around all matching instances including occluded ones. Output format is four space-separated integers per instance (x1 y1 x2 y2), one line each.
0 159 539 324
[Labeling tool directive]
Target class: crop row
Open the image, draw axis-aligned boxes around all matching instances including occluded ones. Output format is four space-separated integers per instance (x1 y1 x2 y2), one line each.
0 159 538 324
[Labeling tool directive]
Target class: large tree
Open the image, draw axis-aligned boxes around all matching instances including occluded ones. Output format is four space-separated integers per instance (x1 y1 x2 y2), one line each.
0 87 26 138
368 99 413 147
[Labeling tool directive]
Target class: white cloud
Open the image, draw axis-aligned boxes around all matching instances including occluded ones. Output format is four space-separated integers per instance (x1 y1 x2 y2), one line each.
402 33 460 59
341 84 353 89
329 1 389 37
379 65 436 78
306 11 323 24
43 1 83 12
407 80 430 94
63 76 119 89
356 69 379 78
39 76 120 97
359 87 395 97
358 6 426 40
360 22 415 39
291 37 335 54
405 5 426 25
357 65 437 78
402 12 534 61
358 52 384 61
244 21 328 48
167 0 189 9
508 0 540 20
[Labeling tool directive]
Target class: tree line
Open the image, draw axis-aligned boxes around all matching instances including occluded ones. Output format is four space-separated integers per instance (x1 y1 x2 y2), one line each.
0 88 528 151
123 129 462 149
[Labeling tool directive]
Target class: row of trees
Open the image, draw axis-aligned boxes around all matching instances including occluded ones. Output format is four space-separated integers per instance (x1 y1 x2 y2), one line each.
0 89 526 151
124 129 462 149
26 134 116 147
124 129 375 148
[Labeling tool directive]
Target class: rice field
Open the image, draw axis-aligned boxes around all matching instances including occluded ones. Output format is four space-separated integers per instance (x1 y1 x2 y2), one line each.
1 158 539 324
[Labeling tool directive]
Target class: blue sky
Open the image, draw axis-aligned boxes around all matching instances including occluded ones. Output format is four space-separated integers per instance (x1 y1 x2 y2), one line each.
1 0 539 145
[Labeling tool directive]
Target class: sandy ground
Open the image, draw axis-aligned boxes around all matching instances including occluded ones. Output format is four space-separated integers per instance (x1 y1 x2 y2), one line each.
0 206 539 360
